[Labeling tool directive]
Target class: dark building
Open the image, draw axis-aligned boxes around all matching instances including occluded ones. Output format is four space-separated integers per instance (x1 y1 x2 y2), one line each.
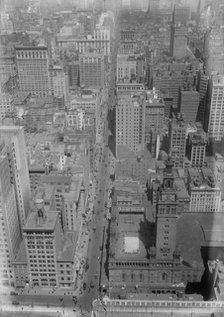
179 86 199 123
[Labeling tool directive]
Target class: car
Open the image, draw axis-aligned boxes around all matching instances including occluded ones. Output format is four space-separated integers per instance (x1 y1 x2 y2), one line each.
12 301 19 305
83 282 87 290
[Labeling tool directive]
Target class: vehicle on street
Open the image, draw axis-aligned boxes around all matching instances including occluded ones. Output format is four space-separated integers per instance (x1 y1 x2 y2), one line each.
12 301 19 305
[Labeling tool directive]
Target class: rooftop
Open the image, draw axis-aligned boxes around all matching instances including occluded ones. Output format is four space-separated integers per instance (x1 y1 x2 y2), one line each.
23 211 59 232
57 231 78 262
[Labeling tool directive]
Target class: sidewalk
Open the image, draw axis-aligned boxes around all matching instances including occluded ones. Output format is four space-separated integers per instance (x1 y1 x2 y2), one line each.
0 304 79 317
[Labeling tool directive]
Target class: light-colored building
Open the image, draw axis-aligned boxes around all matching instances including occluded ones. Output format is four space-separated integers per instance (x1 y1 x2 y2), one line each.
0 126 31 227
208 76 224 141
188 168 221 213
116 83 145 95
117 54 137 82
66 108 95 131
187 128 207 168
38 174 85 233
0 142 22 288
23 199 61 288
49 65 69 108
15 46 50 97
56 25 110 57
23 198 78 289
116 94 145 154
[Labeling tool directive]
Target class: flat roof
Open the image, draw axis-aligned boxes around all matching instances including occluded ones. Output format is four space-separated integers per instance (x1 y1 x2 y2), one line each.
23 211 59 232
57 231 78 262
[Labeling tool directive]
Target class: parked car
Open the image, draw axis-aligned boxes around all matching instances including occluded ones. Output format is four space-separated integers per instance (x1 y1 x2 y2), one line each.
12 301 19 305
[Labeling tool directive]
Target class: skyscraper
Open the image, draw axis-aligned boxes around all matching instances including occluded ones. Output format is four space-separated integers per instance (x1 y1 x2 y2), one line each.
145 89 165 144
0 126 31 227
187 128 207 167
207 76 224 141
116 94 145 154
170 25 188 59
0 141 22 288
49 65 69 108
23 199 61 288
15 46 50 97
169 114 187 168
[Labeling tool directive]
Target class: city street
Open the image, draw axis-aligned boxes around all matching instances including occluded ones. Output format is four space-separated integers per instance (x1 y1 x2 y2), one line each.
76 25 119 310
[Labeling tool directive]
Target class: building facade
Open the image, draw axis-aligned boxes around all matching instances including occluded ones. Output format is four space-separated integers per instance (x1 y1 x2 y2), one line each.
116 95 145 154
179 89 199 123
23 199 61 288
79 53 105 88
0 142 22 288
0 126 31 227
169 115 187 168
0 92 14 121
208 76 224 142
15 46 50 97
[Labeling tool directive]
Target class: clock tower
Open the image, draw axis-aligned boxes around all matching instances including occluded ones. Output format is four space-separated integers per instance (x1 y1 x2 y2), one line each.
156 157 180 260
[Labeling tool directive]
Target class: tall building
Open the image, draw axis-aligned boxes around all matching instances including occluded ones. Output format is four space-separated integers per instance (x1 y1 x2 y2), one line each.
179 88 199 123
187 168 221 213
23 199 61 288
23 199 77 289
67 60 79 89
0 126 31 227
0 54 18 91
116 94 145 154
145 89 165 144
173 5 190 25
197 73 209 125
15 46 50 97
156 159 180 261
49 65 69 107
79 53 105 88
170 25 188 59
117 55 137 83
207 76 224 141
169 114 187 168
0 141 22 288
187 128 207 167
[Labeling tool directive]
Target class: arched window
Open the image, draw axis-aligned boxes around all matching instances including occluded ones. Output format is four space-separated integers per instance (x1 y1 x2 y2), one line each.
162 272 168 282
